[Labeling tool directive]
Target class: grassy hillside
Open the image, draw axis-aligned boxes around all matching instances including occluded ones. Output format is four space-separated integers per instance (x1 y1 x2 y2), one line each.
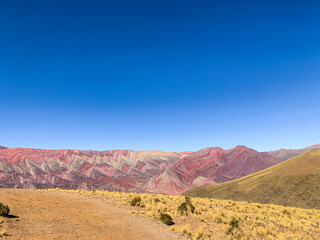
50 188 320 240
183 150 320 209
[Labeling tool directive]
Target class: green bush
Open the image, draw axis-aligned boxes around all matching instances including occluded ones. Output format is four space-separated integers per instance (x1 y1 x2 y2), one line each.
159 213 174 225
178 197 195 215
130 196 144 207
0 203 10 216
229 218 239 229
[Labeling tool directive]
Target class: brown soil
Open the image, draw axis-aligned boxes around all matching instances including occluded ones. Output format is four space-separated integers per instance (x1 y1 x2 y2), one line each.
0 189 187 240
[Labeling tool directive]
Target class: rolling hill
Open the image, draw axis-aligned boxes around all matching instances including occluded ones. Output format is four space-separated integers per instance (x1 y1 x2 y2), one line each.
268 143 320 161
183 150 320 209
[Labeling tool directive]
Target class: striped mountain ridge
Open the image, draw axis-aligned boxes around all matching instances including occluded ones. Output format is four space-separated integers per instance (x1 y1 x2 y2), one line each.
0 144 319 194
0 148 182 191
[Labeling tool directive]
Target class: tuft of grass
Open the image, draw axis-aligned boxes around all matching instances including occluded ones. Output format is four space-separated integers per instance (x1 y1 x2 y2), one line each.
0 229 8 236
282 209 290 215
229 218 239 228
130 196 144 207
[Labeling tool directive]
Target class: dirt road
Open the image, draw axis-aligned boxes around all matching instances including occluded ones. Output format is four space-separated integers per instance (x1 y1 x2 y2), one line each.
0 189 186 240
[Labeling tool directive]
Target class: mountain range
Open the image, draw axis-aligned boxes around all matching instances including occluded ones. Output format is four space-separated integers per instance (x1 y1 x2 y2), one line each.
0 144 319 194
184 150 320 209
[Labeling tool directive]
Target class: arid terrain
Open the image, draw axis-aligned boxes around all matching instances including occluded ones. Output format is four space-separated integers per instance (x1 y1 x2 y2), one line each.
24 188 320 240
2 144 320 195
0 189 187 240
1 148 320 239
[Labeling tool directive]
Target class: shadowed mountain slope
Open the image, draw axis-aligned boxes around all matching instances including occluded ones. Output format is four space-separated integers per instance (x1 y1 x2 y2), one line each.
184 150 320 209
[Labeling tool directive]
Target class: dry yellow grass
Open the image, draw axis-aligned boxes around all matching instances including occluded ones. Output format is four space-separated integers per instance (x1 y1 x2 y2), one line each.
0 217 8 238
48 188 320 240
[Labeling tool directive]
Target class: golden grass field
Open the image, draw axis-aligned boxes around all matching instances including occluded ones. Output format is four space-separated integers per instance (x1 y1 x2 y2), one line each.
47 188 320 240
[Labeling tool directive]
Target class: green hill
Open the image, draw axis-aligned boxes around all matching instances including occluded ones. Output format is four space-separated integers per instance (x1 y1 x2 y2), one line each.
183 150 320 209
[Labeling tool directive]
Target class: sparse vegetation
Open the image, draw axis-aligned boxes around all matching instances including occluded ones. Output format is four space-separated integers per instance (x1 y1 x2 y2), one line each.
0 203 10 217
48 188 320 239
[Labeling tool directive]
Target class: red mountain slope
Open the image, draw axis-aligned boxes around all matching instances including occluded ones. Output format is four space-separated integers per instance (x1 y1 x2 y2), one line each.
144 146 280 194
0 148 182 191
1 144 317 194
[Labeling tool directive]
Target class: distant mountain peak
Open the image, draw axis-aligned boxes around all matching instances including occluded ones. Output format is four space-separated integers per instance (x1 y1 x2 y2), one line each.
235 145 258 151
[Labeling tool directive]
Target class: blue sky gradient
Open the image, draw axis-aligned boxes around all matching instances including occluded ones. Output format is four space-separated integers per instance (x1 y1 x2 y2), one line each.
1 0 320 151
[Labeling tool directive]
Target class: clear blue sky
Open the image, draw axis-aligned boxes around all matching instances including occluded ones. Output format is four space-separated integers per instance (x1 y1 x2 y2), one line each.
1 0 319 152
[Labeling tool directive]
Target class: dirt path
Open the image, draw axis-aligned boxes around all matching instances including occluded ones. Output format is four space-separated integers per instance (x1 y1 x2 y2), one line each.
0 189 187 240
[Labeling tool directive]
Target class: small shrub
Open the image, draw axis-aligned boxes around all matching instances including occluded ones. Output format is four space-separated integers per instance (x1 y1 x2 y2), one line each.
229 218 239 229
130 196 144 207
178 202 188 213
160 213 174 225
178 198 195 215
0 203 10 217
